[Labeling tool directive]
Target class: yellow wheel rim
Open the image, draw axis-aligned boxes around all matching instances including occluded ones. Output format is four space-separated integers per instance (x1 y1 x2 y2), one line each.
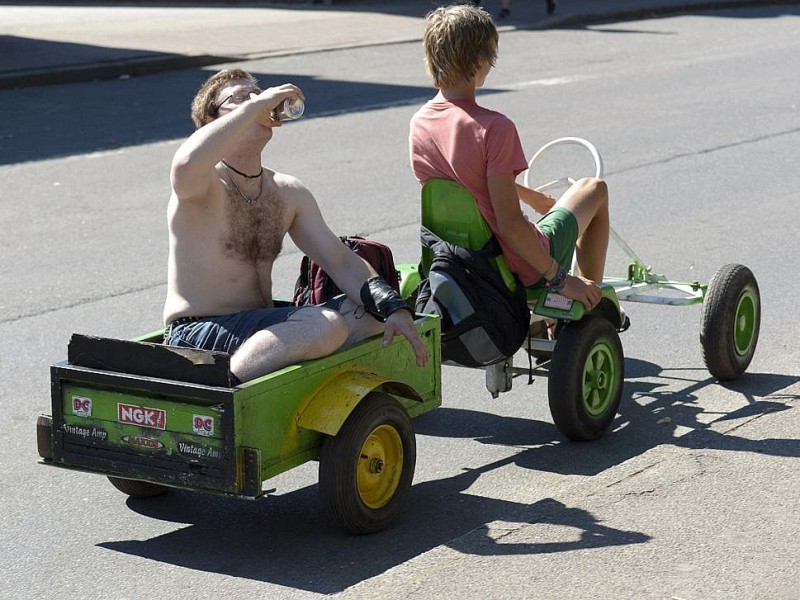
356 424 403 509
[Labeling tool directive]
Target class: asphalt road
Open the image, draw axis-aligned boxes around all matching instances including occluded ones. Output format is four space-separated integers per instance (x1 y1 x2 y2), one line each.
2 5 799 599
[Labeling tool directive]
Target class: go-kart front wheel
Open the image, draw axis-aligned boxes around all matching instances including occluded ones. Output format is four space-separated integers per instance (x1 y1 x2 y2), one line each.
107 476 168 498
319 393 416 535
700 263 760 380
548 315 624 441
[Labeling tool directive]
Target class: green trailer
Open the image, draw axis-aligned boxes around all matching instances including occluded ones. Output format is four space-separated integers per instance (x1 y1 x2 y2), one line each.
36 314 441 535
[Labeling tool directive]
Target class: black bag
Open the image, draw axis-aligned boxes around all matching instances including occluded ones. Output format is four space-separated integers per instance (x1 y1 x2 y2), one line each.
415 227 530 367
293 236 400 306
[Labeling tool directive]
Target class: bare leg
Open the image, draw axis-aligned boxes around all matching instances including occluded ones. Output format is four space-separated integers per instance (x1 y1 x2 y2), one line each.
554 177 610 282
336 297 384 346
230 307 348 382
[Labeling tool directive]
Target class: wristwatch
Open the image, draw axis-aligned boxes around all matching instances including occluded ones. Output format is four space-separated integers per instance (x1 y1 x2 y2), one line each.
545 265 568 292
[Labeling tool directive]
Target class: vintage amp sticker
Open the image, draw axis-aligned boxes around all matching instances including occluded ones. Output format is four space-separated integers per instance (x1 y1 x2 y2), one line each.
63 423 108 442
122 435 165 450
117 403 166 430
192 415 214 437
177 441 224 461
544 293 574 311
72 395 92 417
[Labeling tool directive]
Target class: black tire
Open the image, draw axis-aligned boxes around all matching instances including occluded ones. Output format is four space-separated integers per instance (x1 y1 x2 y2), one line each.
700 263 760 380
319 393 416 535
107 476 169 498
548 315 624 441
36 415 53 460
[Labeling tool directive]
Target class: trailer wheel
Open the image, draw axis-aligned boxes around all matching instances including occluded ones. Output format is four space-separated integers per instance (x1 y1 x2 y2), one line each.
107 476 168 498
701 263 760 380
548 315 624 441
319 393 415 535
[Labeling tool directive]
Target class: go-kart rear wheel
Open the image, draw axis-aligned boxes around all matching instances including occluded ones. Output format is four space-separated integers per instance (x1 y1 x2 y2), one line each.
548 315 624 441
700 263 760 380
107 476 168 498
319 393 415 535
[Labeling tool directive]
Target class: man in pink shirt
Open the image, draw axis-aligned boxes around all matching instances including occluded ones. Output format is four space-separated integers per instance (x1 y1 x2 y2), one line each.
409 4 610 311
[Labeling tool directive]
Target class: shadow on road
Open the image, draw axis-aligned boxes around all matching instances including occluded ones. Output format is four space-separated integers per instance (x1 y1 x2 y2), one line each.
0 66 442 166
93 358 797 592
98 465 649 593
418 358 799 475
0 67 516 166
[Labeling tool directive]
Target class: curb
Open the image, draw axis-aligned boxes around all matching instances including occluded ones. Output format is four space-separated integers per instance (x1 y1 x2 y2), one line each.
0 54 231 90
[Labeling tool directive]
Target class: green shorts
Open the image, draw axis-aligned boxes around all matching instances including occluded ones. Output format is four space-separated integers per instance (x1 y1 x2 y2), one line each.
536 206 579 271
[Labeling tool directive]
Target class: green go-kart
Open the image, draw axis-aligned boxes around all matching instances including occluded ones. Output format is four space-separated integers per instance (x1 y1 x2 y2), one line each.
396 137 760 442
35 138 760 534
36 311 441 535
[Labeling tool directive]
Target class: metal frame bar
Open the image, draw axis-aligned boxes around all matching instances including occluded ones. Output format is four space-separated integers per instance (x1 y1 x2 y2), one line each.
525 137 709 309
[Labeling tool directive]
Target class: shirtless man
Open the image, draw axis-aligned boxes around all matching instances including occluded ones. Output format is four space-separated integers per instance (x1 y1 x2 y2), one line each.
163 68 427 384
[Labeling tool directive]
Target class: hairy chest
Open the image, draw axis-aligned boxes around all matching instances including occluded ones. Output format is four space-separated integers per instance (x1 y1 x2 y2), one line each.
221 186 286 264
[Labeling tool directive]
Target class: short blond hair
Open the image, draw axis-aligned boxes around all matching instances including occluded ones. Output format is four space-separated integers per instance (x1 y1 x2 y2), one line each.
423 4 499 88
190 68 258 128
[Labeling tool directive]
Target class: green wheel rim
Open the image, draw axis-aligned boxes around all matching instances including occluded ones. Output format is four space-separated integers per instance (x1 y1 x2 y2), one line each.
734 288 758 356
582 340 620 417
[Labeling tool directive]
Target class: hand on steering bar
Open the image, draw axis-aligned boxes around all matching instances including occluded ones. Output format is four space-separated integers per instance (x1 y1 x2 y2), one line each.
561 275 602 310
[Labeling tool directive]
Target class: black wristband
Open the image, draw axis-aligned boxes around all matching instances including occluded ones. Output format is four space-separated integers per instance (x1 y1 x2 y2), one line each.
545 265 568 292
360 276 412 322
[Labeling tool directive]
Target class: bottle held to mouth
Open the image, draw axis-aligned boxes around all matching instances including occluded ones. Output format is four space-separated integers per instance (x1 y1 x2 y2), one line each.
272 98 305 121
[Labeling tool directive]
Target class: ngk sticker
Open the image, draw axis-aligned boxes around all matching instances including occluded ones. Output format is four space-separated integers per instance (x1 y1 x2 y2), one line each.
192 415 214 437
72 395 92 417
117 403 166 430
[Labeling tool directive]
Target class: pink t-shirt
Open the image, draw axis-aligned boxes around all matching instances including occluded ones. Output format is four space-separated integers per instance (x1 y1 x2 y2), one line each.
409 98 550 286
